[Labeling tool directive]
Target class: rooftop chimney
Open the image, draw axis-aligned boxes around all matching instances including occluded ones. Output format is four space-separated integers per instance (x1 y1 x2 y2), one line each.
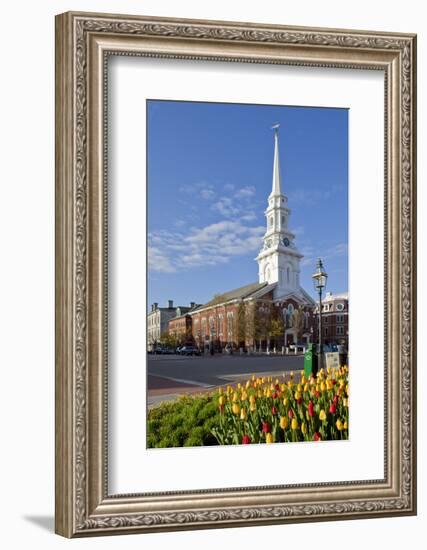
168 299 174 309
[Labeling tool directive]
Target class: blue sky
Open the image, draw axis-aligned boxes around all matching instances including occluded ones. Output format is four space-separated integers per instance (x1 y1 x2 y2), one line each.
147 100 348 309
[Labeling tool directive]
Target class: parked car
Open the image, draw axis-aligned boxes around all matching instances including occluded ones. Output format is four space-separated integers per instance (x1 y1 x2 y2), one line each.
178 345 200 356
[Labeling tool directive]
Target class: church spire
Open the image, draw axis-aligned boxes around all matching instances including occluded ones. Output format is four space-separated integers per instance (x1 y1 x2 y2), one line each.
270 124 282 197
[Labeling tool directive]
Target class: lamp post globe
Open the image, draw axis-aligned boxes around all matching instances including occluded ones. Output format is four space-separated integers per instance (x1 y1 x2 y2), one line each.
312 258 328 371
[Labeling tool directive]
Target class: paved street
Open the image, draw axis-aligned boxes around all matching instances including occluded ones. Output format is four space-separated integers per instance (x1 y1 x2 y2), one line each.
147 354 303 408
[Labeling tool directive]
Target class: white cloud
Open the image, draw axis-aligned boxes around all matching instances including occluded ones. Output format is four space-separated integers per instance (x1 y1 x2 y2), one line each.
148 221 264 273
288 188 332 205
235 185 256 198
179 181 216 200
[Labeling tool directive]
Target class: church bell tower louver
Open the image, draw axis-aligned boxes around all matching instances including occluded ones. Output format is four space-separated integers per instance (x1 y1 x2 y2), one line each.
256 124 303 298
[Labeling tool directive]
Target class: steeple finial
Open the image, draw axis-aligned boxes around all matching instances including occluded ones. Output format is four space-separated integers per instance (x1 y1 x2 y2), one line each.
270 123 282 196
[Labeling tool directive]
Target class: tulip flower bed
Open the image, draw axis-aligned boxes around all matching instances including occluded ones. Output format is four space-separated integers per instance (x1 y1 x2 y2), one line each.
212 367 349 445
147 366 349 448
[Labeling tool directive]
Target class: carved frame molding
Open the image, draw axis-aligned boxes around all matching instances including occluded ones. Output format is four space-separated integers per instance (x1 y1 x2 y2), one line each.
55 11 416 537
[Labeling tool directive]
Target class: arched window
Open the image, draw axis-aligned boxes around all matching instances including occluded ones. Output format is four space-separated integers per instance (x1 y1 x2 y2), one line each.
286 267 290 283
269 216 273 227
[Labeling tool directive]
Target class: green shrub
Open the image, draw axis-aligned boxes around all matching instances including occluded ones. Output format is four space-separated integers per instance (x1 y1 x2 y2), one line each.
147 394 220 448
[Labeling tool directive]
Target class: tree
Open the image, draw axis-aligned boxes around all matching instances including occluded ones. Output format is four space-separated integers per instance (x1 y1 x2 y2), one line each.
292 305 306 342
237 301 247 348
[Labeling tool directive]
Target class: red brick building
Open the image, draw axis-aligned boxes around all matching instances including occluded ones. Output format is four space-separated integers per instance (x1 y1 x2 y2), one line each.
313 292 349 348
168 313 193 343
188 282 317 353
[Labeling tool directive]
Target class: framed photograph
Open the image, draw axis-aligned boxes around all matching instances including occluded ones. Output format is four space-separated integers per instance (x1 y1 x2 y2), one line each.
55 11 417 537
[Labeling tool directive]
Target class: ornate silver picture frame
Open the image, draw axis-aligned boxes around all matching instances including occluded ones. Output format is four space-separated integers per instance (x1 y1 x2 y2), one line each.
55 11 417 537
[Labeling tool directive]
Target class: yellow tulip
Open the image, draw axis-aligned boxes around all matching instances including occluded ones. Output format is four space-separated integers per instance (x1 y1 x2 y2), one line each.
280 383 286 392
301 422 307 435
232 392 239 402
297 383 302 392
240 408 247 421
218 387 223 395
303 383 309 392
301 375 306 385
249 394 256 404
232 403 241 415
294 391 302 400
320 382 326 393
291 418 299 430
246 380 251 389
283 397 288 407
218 395 225 406
319 409 327 421
343 398 349 407
241 391 248 401
250 402 256 412
265 388 272 398
336 419 344 431
280 416 288 429
266 433 274 444
237 383 241 390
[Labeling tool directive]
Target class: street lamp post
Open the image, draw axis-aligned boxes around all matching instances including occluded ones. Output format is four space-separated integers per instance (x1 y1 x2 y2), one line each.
312 258 328 372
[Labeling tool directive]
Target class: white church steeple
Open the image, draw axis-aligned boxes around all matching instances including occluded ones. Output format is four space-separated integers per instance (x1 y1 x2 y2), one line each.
271 124 282 197
256 124 303 298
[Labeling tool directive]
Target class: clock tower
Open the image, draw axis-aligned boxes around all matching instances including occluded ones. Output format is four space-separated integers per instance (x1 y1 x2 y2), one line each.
256 124 303 298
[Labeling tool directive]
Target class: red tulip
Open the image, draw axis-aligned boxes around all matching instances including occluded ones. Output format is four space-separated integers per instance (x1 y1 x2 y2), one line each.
308 401 314 417
332 379 337 386
272 392 278 399
314 432 322 441
275 384 280 390
315 391 320 398
297 397 303 405
329 403 336 414
219 404 224 413
242 435 251 444
262 421 271 433
333 395 339 406
271 406 278 415
288 409 294 419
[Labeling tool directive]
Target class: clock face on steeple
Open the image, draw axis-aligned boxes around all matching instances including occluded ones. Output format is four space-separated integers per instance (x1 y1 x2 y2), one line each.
283 237 290 247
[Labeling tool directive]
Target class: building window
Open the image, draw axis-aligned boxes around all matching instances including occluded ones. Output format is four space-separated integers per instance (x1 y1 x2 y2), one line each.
336 315 344 323
269 216 273 227
324 327 328 336
336 326 345 335
304 312 309 329
324 316 328 324
227 312 234 341
281 215 285 224
287 267 290 283
323 304 330 312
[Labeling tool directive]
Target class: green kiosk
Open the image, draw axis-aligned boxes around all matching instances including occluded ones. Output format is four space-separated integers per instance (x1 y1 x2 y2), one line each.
304 343 318 378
